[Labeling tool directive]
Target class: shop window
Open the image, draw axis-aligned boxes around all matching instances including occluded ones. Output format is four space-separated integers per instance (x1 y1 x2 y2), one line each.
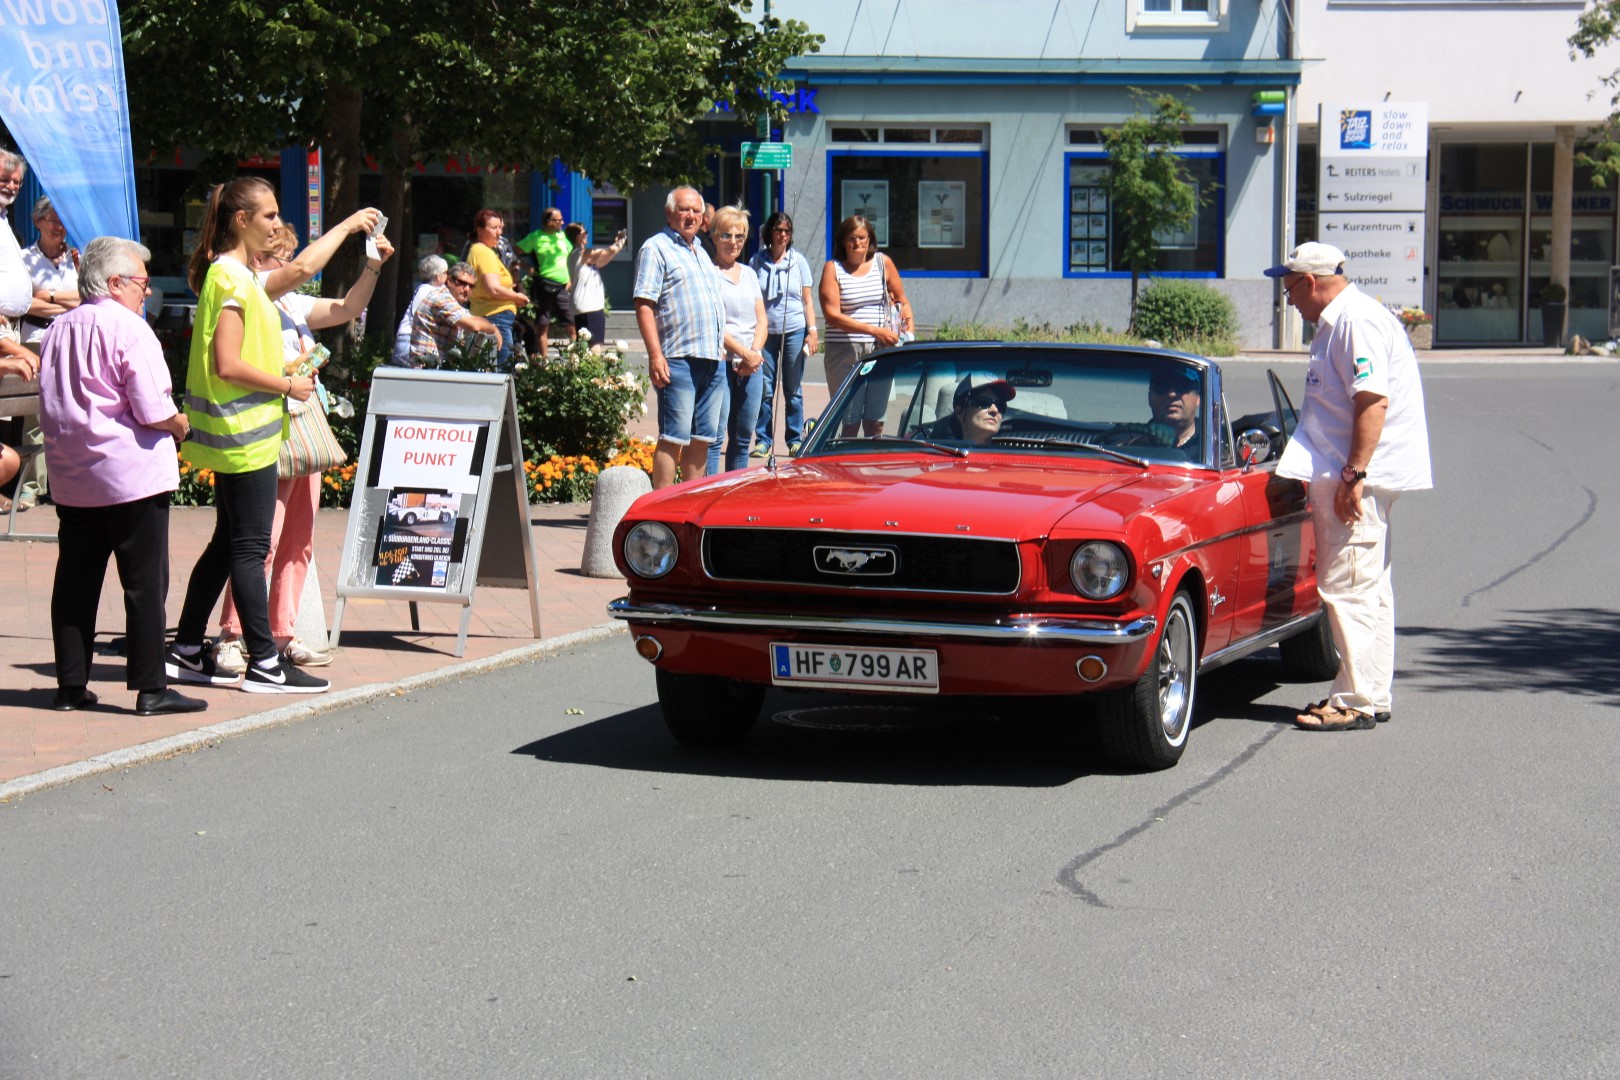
826 127 988 276
1062 148 1225 278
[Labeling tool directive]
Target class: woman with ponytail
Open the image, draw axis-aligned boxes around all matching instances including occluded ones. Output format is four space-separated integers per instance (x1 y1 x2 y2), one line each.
168 177 379 695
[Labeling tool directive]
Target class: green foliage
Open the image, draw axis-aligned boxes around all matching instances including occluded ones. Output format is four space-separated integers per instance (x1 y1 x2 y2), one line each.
121 1 824 194
1571 3 1620 186
1130 279 1239 346
1101 91 1206 321
933 314 1238 357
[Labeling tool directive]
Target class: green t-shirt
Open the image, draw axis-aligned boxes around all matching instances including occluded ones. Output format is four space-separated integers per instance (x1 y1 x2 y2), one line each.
517 228 572 285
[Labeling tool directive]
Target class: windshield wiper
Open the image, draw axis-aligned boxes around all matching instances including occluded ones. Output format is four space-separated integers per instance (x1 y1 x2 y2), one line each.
826 434 969 458
987 434 1147 468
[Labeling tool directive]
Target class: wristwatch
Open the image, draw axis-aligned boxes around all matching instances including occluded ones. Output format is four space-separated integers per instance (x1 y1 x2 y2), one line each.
1341 465 1368 484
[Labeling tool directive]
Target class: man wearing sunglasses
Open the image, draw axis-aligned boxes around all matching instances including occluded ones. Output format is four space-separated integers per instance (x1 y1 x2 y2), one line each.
1263 241 1432 733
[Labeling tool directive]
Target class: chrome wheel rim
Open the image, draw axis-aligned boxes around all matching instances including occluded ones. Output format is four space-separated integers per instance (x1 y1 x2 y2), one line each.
1157 605 1194 744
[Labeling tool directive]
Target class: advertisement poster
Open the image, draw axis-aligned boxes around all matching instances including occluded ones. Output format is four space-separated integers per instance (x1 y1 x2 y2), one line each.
376 419 485 494
917 180 966 249
1152 182 1199 250
841 180 889 246
375 490 463 588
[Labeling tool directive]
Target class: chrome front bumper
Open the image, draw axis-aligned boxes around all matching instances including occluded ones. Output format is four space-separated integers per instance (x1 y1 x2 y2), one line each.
608 598 1157 644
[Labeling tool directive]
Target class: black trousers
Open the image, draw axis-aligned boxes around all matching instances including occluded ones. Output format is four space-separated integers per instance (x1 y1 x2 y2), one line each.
176 462 278 663
52 491 172 692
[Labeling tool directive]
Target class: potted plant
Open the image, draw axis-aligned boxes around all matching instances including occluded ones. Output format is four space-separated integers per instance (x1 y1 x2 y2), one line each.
1539 282 1568 348
1397 307 1433 350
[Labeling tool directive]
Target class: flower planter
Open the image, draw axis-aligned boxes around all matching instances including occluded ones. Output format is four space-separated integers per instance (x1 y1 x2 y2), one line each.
1406 324 1433 350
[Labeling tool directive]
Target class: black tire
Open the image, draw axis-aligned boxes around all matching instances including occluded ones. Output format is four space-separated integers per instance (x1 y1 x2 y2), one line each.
1279 610 1340 682
655 668 765 746
1094 591 1198 771
402 510 418 525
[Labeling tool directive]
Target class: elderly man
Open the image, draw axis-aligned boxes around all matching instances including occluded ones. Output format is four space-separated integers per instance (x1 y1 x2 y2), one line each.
1264 241 1432 732
0 150 30 342
634 186 725 488
400 260 499 368
38 237 205 717
22 195 80 345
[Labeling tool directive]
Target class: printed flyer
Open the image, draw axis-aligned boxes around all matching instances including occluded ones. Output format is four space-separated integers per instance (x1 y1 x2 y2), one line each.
375 489 463 588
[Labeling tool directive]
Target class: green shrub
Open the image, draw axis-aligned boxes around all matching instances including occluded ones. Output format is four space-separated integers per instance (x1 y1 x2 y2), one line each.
1130 279 1238 345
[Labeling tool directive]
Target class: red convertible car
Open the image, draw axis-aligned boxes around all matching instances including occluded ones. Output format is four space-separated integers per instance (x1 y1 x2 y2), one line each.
610 343 1336 770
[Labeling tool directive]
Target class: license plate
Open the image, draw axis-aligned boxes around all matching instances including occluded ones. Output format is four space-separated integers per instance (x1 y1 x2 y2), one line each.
770 642 939 693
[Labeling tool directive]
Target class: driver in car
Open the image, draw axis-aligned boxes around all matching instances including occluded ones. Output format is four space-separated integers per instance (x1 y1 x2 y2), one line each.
1105 365 1202 458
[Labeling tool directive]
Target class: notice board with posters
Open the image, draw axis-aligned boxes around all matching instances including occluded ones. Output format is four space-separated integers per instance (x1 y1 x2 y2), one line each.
330 369 540 656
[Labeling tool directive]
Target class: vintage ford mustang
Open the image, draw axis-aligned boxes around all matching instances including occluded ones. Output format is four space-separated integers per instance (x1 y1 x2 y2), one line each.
609 343 1336 770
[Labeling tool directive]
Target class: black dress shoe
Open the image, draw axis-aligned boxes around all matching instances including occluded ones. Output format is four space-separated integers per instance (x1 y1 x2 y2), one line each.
134 689 208 716
52 686 99 711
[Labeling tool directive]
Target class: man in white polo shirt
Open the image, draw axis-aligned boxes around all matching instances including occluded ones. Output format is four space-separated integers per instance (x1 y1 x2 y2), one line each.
1265 241 1432 732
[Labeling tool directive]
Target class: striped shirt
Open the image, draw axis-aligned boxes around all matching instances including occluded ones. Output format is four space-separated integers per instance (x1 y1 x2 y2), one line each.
633 226 725 361
824 253 888 345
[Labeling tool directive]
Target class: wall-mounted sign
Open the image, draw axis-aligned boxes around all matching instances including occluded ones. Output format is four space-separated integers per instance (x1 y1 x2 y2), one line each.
741 142 794 170
841 180 889 247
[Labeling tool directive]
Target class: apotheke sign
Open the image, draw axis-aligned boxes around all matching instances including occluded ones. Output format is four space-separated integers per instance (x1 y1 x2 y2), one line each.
1320 213 1423 309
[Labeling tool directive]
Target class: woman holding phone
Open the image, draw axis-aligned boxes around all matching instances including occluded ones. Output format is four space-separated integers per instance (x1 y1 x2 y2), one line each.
168 176 379 695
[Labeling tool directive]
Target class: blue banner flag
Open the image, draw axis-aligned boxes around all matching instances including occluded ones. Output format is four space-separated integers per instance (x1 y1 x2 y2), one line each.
0 0 140 246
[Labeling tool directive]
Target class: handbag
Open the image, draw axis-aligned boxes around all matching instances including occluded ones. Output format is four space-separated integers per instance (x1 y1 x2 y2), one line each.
277 395 347 478
879 253 909 341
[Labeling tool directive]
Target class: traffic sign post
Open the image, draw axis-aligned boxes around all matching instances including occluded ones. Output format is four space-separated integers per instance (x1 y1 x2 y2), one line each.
1319 212 1424 310
1318 102 1429 313
741 141 793 170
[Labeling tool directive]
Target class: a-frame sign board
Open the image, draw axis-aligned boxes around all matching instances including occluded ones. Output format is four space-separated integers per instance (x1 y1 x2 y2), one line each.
330 369 540 656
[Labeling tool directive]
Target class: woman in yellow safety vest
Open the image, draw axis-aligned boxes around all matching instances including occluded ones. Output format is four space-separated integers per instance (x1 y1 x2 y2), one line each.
168 176 379 695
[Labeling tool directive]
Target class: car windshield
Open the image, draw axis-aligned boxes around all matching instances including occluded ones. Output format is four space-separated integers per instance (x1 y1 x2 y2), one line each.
806 346 1212 466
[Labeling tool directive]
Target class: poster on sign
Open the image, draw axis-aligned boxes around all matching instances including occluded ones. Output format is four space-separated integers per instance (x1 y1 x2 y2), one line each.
375 490 464 588
376 419 485 493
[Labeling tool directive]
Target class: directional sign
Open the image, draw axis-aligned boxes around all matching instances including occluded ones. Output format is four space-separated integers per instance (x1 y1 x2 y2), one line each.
741 141 793 170
1320 156 1426 213
1319 103 1429 213
1320 212 1424 310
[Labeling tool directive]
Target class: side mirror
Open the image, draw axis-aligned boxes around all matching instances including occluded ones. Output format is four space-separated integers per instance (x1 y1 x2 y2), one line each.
1238 428 1272 467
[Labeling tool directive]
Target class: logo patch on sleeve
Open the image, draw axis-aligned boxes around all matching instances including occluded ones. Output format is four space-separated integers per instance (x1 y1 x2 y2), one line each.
1353 356 1374 381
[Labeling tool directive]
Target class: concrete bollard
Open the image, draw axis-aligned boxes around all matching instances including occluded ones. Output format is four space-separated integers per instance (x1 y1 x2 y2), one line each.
581 465 652 578
292 552 330 650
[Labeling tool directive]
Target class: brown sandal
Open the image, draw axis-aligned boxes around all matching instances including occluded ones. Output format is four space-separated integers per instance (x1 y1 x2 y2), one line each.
1294 704 1376 731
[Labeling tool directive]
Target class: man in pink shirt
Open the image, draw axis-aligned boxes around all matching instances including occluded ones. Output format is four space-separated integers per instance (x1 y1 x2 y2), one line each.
38 237 205 716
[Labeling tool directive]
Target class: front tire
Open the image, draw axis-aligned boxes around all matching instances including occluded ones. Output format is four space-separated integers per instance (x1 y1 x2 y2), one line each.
656 669 765 746
1095 591 1197 771
1278 610 1340 682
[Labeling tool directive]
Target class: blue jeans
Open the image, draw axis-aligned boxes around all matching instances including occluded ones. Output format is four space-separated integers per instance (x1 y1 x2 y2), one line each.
488 310 517 369
755 327 806 449
708 365 765 473
655 357 725 447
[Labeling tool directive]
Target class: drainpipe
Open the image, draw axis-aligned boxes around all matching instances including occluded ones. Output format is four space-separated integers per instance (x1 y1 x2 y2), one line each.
1277 0 1301 350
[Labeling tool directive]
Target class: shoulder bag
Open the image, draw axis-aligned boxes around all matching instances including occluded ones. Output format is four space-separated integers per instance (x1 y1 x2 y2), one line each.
278 391 347 479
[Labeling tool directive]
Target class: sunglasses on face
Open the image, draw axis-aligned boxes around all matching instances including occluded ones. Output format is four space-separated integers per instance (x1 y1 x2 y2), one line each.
966 394 1004 411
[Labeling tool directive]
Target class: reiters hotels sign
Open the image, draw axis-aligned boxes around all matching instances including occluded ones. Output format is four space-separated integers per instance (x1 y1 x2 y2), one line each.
1319 102 1429 310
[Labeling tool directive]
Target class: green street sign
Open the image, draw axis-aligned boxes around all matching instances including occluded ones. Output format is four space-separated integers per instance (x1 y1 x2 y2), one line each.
741 141 793 170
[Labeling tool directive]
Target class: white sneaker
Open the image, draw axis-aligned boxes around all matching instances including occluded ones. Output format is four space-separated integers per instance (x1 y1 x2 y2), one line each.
281 638 334 667
213 637 248 675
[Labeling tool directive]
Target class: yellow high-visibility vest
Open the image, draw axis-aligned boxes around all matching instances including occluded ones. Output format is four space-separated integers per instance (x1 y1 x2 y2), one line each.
181 256 287 473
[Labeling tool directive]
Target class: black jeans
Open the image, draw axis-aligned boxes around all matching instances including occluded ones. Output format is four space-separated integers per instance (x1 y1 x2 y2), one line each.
177 462 279 663
52 492 172 692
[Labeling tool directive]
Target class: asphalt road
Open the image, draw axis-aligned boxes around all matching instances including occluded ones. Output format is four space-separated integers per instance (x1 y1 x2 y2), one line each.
3 362 1617 1079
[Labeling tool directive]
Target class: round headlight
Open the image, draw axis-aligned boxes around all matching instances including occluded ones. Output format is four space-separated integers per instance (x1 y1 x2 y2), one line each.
623 522 679 579
1070 541 1129 600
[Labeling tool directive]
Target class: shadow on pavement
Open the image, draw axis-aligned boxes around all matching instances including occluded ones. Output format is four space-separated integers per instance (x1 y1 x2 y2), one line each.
1398 608 1620 707
512 691 1107 787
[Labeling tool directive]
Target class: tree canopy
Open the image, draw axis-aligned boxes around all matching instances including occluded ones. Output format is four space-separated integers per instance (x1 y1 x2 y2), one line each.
1570 2 1620 184
1100 91 1203 324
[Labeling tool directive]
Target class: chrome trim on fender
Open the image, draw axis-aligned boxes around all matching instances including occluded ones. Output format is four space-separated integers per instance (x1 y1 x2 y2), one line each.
607 598 1157 644
1198 609 1323 673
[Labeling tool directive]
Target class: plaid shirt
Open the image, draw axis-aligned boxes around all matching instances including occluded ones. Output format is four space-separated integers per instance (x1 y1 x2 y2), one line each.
633 226 724 361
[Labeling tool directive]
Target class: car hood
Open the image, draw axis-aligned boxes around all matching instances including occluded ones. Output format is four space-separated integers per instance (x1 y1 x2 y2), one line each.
628 455 1202 539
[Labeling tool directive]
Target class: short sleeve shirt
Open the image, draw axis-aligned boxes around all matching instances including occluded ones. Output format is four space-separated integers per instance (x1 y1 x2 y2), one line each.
718 265 764 365
633 226 724 362
467 242 515 317
407 285 473 364
750 248 812 334
518 229 573 285
1277 283 1433 492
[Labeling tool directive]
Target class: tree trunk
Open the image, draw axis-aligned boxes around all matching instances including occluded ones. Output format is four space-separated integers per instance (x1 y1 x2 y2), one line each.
320 83 365 304
375 119 415 345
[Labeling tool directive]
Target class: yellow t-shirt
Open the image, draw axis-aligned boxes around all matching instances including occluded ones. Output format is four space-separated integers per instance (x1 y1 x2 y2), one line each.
467 243 515 317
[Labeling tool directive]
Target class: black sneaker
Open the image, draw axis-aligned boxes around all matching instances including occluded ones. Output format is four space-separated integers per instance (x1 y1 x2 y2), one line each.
166 642 242 685
242 660 330 694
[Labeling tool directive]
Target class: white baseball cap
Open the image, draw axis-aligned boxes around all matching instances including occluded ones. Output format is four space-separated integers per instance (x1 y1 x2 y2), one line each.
1262 241 1346 278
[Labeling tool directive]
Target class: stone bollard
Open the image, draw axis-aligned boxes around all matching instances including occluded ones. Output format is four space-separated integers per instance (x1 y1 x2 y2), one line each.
581 465 652 578
292 552 331 650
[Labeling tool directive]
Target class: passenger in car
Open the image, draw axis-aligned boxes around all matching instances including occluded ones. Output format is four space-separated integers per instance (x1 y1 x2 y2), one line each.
915 374 1016 445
